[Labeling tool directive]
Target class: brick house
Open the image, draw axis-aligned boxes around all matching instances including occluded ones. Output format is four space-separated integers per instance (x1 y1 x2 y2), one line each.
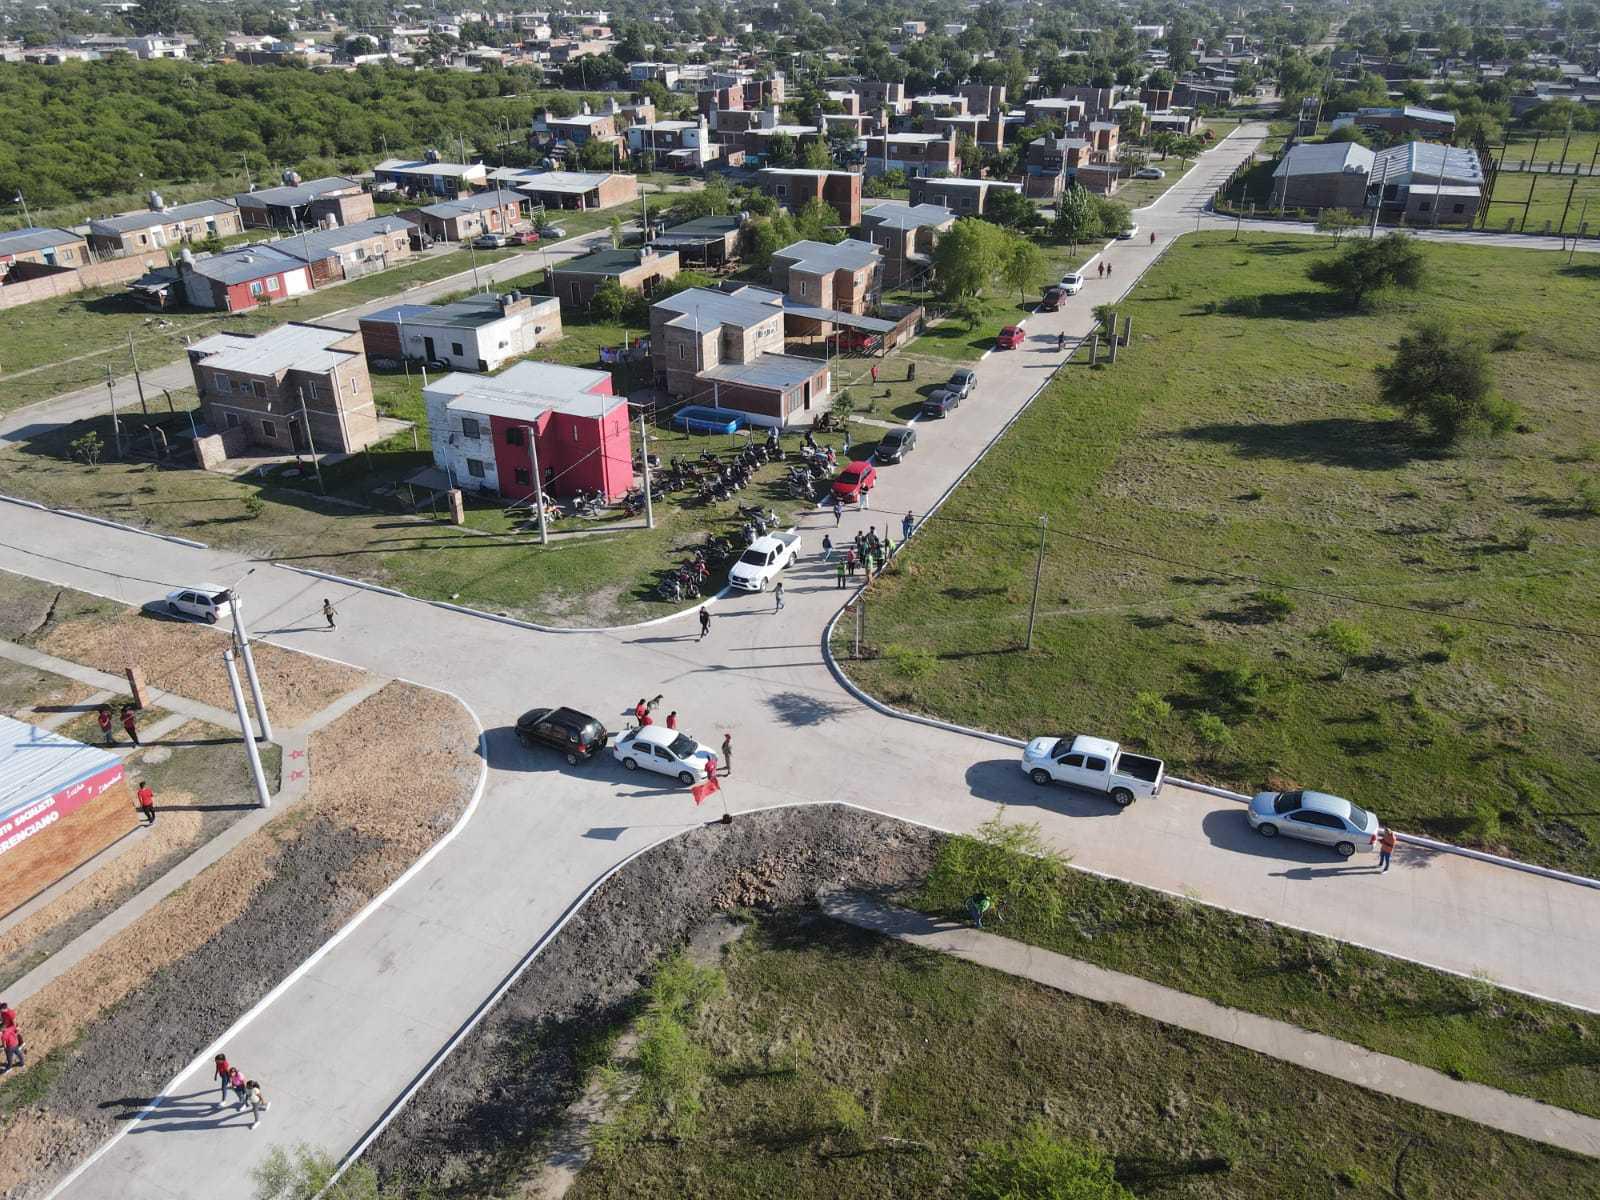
922 113 1005 152
859 203 954 285
1330 106 1457 142
491 169 639 211
1023 136 1092 199
768 239 882 316
863 131 960 178
550 246 681 308
404 192 525 242
234 177 373 230
909 176 1023 215
373 158 490 198
1270 141 1376 210
274 215 417 285
626 118 719 169
0 227 89 274
179 245 312 312
531 105 621 148
757 168 863 226
424 361 633 500
654 215 745 268
1024 97 1087 128
360 292 563 372
88 199 242 258
187 322 380 454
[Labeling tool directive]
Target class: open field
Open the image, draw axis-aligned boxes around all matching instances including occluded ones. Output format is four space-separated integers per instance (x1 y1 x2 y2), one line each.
568 910 1600 1199
838 233 1600 875
1500 129 1600 173
1483 170 1600 235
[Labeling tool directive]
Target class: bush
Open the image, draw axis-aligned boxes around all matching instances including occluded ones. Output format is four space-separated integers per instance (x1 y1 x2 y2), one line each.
69 430 104 466
1126 691 1173 748
1569 472 1600 516
1491 328 1526 352
969 1122 1134 1200
252 1145 393 1200
885 643 936 679
1248 588 1295 622
1314 620 1371 679
1377 317 1511 444
589 278 626 321
241 495 266 520
1206 665 1269 714
921 809 1072 931
1306 231 1425 307
1192 713 1236 763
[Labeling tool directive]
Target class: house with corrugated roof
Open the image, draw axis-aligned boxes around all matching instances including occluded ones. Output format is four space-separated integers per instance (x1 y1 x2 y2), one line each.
88 199 242 258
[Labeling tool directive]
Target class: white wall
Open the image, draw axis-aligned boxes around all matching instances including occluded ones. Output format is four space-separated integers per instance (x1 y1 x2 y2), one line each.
424 389 500 492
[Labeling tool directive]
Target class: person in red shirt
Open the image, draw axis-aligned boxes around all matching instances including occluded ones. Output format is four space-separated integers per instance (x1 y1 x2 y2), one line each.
1 1022 21 1072
633 698 648 725
137 781 156 826
120 705 141 747
96 705 114 745
666 711 678 730
639 711 653 727
213 1053 232 1105
0 1002 16 1030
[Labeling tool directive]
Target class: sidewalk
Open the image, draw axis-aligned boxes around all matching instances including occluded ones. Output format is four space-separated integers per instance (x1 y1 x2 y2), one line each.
820 892 1600 1159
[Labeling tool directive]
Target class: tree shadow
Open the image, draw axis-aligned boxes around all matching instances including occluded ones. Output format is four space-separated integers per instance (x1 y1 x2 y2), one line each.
766 690 853 726
1175 417 1438 471
1116 1154 1232 1188
1558 263 1600 281
1216 289 1340 320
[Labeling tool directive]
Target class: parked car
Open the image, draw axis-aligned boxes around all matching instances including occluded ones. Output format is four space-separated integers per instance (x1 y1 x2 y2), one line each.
613 725 716 785
515 706 609 764
729 530 802 592
408 230 435 251
1117 223 1139 240
1040 287 1066 311
996 325 1025 350
1020 734 1165 807
948 368 978 398
831 460 878 502
875 426 917 463
473 233 510 249
164 585 234 625
1059 271 1085 294
1247 789 1377 858
512 230 541 244
1134 167 1166 180
538 224 568 239
920 388 962 418
838 329 881 353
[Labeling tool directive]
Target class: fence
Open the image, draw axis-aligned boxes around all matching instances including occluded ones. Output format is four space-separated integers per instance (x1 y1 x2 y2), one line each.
0 255 151 312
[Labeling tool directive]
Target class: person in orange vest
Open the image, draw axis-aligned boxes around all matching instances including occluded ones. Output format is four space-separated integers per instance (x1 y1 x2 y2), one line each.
1374 826 1398 873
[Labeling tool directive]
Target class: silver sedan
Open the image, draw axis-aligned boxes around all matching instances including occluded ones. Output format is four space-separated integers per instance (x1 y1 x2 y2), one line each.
1246 789 1377 858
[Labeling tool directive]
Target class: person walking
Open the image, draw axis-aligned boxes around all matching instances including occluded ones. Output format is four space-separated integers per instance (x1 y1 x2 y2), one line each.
1106 261 1113 277
773 581 785 612
666 710 678 730
96 704 114 745
846 548 857 578
213 1053 233 1105
0 1003 16 1032
228 1066 248 1109
966 892 995 928
322 598 337 630
120 705 141 747
857 485 868 511
698 606 711 641
902 510 914 542
1150 230 1157 245
836 557 847 589
1 1022 22 1073
634 697 649 725
136 780 156 826
720 733 732 775
907 361 917 383
245 1079 269 1129
832 498 844 526
1097 260 1104 278
1374 826 1397 873
870 364 879 385
821 533 833 561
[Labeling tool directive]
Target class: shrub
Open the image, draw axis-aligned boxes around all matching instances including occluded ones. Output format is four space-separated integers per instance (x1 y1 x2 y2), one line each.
69 430 104 466
1207 665 1269 714
1491 328 1526 352
1221 294 1263 316
885 643 935 679
1249 588 1295 621
969 1122 1134 1200
1569 473 1600 517
1306 231 1425 307
588 278 626 321
252 1145 392 1200
921 809 1072 931
241 495 266 520
1314 620 1371 680
1192 713 1236 763
1376 319 1514 444
1126 691 1173 747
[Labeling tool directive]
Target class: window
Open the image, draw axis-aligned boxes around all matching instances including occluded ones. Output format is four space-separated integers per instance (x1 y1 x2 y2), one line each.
215 374 232 393
350 376 359 393
677 343 686 359
266 276 279 292
261 418 278 439
225 411 240 429
1418 200 1431 212
514 467 531 485
505 427 524 446
452 342 464 357
1273 791 1303 815
1058 752 1084 768
466 458 485 478
1453 203 1465 214
253 381 267 399
461 417 481 439
1082 756 1108 773
250 282 264 297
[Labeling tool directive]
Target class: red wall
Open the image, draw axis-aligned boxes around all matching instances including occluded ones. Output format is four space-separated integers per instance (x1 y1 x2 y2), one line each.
488 396 632 502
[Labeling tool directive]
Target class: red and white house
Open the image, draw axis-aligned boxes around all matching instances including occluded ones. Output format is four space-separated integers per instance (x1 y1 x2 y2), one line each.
0 715 125 861
423 361 633 502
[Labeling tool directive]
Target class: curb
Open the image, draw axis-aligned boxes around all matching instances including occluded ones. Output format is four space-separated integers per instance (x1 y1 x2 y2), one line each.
1 492 209 550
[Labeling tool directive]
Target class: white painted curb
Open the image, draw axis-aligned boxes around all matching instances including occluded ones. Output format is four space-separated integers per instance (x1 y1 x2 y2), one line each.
1 492 208 549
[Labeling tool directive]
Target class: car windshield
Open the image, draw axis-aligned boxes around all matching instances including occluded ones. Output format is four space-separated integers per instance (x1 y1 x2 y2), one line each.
1346 801 1371 828
668 734 698 759
840 470 862 484
1274 789 1303 815
884 432 905 445
738 549 768 565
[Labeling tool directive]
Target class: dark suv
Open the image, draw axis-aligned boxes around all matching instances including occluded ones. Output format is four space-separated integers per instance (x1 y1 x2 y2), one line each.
516 706 609 764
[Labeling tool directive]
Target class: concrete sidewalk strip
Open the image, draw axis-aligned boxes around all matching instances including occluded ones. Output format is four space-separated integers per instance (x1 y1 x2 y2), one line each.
0 639 242 729
819 892 1600 1160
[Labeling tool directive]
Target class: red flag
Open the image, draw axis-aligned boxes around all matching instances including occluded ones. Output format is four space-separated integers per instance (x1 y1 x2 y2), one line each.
691 774 720 806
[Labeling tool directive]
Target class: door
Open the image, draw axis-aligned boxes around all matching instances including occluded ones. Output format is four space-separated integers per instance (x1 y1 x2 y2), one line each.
423 336 436 361
1288 810 1342 845
290 415 309 453
803 380 811 411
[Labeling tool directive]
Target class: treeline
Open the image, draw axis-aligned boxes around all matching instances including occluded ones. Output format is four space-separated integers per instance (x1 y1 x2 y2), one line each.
0 59 611 213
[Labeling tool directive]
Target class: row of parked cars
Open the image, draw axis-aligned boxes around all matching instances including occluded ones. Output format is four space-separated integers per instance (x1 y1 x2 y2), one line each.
516 706 717 784
471 223 568 250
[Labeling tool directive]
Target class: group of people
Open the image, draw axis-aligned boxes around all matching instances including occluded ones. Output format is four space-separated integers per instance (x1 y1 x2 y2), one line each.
1 1002 23 1072
95 703 142 747
630 695 734 774
213 1053 270 1128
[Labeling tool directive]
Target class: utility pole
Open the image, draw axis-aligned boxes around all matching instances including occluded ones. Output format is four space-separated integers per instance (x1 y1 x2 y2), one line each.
127 333 149 415
224 648 272 808
1025 515 1048 651
853 594 863 658
526 423 549 545
1368 153 1389 238
296 386 325 493
1570 199 1590 264
226 569 272 743
105 366 122 458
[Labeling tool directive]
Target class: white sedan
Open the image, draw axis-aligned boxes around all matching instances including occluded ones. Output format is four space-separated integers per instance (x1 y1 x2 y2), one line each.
165 584 234 624
613 725 717 785
1059 271 1085 294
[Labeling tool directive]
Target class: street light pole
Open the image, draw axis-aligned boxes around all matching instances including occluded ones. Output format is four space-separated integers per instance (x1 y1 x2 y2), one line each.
639 411 655 529
224 648 272 808
225 568 272 743
525 423 549 545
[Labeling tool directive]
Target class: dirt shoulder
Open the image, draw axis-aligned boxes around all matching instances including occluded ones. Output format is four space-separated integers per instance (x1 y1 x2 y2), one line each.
363 805 938 1196
0 682 480 1200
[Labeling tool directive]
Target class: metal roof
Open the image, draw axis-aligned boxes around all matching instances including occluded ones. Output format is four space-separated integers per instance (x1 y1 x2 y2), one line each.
0 714 122 826
89 199 239 236
654 285 786 331
273 216 416 261
186 244 307 285
365 293 557 330
917 176 1021 192
188 322 358 376
428 360 620 421
863 202 955 231
416 192 520 219
699 352 828 391
1272 141 1375 178
1373 142 1482 185
0 226 82 255
375 158 485 178
235 177 361 209
777 299 896 332
772 238 881 275
506 170 624 194
556 247 678 275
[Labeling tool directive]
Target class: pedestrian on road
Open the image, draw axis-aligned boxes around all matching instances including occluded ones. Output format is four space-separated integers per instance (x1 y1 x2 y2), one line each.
1 1021 21 1072
1107 261 1113 277
1097 260 1104 278
97 704 114 745
857 485 868 511
907 361 917 382
846 548 857 578
1150 231 1157 245
773 581 785 612
832 498 843 526
639 710 653 727
698 606 711 641
720 733 732 775
136 780 156 826
1057 331 1066 352
323 599 337 630
836 558 847 588
666 711 678 730
246 1079 269 1129
1374 826 1397 873
821 533 833 561
120 705 141 747
213 1054 232 1105
228 1066 248 1109
902 510 914 542
0 1003 15 1032
634 697 649 724
843 427 851 453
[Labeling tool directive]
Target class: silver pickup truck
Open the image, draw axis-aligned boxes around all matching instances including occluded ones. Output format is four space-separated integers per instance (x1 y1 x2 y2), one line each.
1019 734 1165 807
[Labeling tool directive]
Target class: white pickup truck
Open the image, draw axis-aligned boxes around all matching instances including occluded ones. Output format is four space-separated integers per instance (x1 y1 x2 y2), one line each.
1019 734 1165 807
728 530 802 592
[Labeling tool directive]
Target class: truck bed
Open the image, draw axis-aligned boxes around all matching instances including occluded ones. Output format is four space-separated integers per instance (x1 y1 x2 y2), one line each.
1115 753 1163 784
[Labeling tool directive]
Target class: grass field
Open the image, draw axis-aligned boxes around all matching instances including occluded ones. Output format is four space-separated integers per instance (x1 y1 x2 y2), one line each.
1483 170 1600 235
1500 129 1600 173
837 233 1600 875
568 912 1600 1199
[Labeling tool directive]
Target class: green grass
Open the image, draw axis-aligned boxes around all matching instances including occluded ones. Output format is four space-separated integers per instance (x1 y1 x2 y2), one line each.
567 911 1600 1200
838 233 1600 875
1483 170 1600 236
914 831 1600 1118
0 244 532 413
1500 129 1600 172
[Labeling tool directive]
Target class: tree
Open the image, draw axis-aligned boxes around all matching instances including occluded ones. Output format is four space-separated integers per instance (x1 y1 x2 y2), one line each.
793 197 843 242
589 279 626 320
1191 713 1236 764
1314 209 1360 241
1376 319 1514 442
1000 235 1047 301
1306 232 1426 308
956 133 983 176
969 1123 1133 1200
931 217 1005 300
765 132 797 167
982 188 1040 231
1146 68 1175 93
1126 691 1172 749
799 137 834 170
131 0 183 35
575 138 618 171
1091 196 1133 237
1314 621 1371 680
1169 135 1204 167
1052 184 1096 249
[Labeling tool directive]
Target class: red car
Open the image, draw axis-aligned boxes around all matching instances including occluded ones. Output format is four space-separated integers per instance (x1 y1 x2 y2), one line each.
831 460 878 503
996 325 1025 349
1040 289 1065 312
513 230 540 244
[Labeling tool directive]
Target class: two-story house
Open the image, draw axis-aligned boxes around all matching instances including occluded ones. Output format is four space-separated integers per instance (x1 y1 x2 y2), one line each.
863 131 960 178
234 177 373 230
757 168 863 226
768 238 882 320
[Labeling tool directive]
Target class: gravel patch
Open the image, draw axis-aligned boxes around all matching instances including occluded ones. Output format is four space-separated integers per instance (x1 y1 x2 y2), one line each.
364 805 937 1197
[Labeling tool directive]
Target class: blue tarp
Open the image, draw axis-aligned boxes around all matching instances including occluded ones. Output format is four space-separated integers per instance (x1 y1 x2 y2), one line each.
672 405 747 434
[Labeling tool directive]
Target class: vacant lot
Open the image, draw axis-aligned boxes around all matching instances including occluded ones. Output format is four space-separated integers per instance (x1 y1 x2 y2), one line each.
1483 169 1600 235
569 911 1599 1199
840 234 1600 873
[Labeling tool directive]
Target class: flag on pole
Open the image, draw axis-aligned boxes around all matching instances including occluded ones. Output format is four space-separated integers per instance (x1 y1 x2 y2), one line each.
691 758 721 806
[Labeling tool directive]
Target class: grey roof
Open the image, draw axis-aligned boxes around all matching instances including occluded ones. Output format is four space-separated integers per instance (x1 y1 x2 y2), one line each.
89 199 239 236
365 293 558 330
273 216 416 262
415 192 521 219
863 202 955 232
186 244 306 284
1272 141 1375 178
653 285 785 331
1373 142 1482 185
916 176 1021 193
0 226 82 255
662 215 743 237
1348 104 1456 124
0 713 122 824
772 238 881 275
500 169 623 194
235 177 361 210
699 352 828 391
428 360 620 421
556 247 679 275
778 298 896 332
375 158 483 178
188 322 357 375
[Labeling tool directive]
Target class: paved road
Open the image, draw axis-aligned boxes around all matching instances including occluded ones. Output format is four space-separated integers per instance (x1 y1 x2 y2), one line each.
11 128 1600 1198
0 229 617 446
